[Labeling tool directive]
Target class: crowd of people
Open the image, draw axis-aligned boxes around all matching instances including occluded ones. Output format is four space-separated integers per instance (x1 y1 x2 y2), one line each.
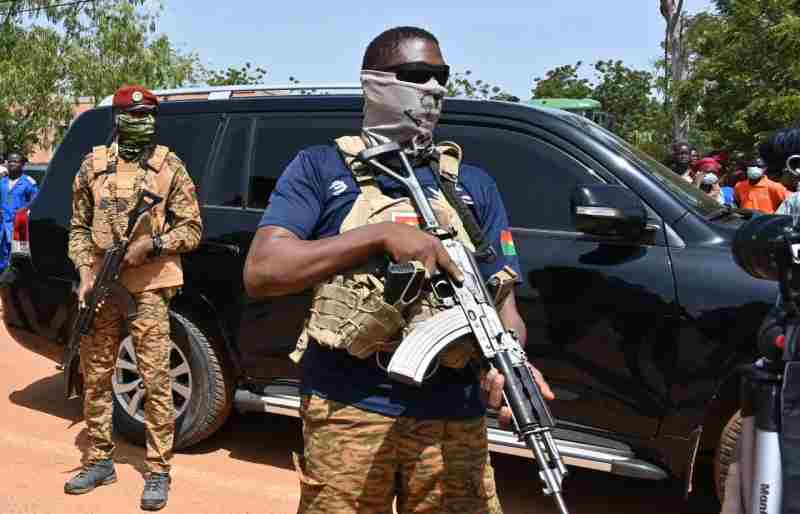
668 127 800 215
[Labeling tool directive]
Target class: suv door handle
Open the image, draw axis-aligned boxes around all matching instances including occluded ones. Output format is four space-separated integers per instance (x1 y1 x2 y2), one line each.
198 241 241 256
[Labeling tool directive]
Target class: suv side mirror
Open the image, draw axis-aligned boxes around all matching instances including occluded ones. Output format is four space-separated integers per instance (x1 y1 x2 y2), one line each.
571 184 647 240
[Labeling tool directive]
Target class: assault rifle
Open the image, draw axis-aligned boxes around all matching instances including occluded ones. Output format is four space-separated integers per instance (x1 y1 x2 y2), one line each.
359 142 570 514
63 189 163 397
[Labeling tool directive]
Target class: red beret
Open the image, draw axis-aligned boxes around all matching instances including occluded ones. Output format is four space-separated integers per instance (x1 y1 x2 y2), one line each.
712 151 729 163
112 85 158 111
695 157 721 173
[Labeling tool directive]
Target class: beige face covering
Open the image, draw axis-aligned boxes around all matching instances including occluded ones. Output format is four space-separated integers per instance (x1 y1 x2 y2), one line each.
360 70 447 155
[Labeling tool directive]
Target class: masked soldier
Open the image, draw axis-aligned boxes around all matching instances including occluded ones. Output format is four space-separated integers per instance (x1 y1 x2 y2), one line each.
244 27 553 513
64 85 202 511
0 152 38 272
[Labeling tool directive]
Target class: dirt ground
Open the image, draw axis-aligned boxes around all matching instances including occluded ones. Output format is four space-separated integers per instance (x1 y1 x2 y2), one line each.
0 320 722 514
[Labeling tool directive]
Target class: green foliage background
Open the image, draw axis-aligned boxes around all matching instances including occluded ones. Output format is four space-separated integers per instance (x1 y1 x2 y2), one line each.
1 0 799 161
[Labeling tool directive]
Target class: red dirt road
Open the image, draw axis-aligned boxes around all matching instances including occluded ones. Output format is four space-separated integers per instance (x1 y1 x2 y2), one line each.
0 320 720 514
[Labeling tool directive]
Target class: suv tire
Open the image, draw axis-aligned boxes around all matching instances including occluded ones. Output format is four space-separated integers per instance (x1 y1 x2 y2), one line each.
111 311 232 449
713 410 742 502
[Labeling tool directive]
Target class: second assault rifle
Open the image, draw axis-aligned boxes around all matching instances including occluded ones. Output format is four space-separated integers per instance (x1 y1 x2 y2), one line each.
63 189 163 397
357 142 570 514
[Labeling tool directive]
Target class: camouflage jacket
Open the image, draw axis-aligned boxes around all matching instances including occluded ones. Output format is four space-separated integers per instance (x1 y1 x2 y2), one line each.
68 144 202 270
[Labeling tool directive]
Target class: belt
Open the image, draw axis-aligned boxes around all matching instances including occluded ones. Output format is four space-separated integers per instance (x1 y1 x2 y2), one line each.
307 339 440 379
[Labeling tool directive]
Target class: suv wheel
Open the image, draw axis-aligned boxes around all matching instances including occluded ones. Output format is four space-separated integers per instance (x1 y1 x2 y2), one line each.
111 311 233 449
713 410 742 502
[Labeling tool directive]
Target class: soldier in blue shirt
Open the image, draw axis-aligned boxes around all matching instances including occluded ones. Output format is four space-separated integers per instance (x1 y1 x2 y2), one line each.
0 153 38 271
244 27 553 514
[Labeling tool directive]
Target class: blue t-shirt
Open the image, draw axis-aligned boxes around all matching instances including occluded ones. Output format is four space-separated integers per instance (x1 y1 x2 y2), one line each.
259 145 521 419
0 174 38 270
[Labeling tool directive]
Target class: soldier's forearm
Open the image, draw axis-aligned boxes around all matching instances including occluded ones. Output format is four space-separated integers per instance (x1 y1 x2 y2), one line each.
68 248 94 269
498 293 527 347
244 224 388 298
159 221 202 254
68 226 95 269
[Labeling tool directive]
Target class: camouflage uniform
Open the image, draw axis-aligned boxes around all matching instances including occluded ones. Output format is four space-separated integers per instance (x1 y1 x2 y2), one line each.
68 144 202 474
295 396 503 514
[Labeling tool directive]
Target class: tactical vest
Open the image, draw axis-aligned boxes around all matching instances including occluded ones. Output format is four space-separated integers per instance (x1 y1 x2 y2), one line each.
89 144 183 293
292 136 478 369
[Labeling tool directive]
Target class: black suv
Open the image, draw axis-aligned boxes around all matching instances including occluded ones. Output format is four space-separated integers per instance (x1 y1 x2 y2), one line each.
1 86 777 499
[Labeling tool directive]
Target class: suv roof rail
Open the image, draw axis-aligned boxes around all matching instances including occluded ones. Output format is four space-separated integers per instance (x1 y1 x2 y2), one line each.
97 83 363 107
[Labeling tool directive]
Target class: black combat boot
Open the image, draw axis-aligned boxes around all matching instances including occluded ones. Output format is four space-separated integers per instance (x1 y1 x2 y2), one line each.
141 472 171 511
64 459 117 494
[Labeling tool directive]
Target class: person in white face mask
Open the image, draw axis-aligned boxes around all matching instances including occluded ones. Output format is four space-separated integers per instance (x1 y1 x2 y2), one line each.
733 159 788 213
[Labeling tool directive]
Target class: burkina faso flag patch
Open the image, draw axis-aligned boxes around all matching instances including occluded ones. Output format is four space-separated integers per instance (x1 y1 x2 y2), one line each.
500 230 517 256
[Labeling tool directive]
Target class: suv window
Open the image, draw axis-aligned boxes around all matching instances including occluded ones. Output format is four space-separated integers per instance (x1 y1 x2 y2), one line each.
206 117 252 208
574 118 722 217
247 115 360 209
156 114 220 188
436 124 602 231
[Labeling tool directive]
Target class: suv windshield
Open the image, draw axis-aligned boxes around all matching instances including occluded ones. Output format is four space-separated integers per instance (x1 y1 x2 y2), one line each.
563 116 722 217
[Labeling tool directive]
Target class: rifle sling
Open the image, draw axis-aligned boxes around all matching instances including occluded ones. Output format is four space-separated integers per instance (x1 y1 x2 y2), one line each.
430 158 496 263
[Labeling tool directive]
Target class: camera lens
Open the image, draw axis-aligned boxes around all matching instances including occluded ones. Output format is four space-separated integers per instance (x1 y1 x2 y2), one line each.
733 214 796 281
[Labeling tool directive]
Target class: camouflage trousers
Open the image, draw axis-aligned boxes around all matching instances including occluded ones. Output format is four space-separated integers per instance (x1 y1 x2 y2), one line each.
295 395 503 514
80 287 176 474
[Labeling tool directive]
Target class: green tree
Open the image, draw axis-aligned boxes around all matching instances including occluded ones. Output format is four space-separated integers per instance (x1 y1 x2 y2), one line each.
531 60 670 152
593 60 663 143
206 62 267 86
0 0 200 154
66 1 201 105
0 0 109 153
660 0 691 143
683 0 800 150
531 62 593 99
0 25 71 154
446 70 518 101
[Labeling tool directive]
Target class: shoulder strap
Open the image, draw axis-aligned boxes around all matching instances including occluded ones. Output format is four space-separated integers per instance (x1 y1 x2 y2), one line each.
436 141 463 181
146 145 170 173
334 136 382 199
431 144 496 263
92 146 109 176
152 150 178 200
334 137 372 181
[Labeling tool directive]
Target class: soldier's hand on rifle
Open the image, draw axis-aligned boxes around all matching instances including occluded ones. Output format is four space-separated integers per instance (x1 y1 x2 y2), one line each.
77 267 95 309
123 237 154 268
483 363 555 428
380 222 464 282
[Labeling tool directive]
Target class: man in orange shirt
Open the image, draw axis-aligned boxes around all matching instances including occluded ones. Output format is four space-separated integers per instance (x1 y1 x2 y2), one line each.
734 162 788 213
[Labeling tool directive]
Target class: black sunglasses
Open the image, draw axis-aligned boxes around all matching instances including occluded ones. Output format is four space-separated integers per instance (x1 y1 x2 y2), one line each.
378 62 450 86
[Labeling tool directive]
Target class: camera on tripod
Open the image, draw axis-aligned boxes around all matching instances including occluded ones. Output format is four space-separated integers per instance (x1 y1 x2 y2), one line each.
724 154 800 514
734 155 800 354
